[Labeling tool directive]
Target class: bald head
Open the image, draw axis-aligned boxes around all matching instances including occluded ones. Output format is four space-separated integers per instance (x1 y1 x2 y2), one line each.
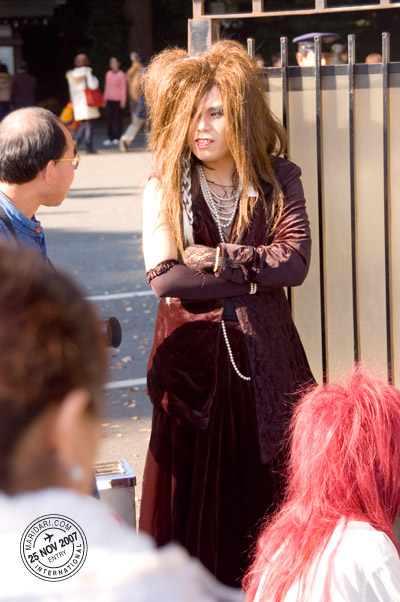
75 54 90 68
0 107 67 184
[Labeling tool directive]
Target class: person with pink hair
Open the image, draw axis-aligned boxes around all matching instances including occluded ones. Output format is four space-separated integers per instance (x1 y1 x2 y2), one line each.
244 366 400 601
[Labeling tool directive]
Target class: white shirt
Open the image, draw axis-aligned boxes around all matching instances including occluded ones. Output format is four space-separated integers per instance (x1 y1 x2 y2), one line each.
254 521 400 602
66 66 101 121
0 487 244 602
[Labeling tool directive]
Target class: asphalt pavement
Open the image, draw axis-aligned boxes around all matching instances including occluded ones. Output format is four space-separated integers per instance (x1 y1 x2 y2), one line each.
37 123 154 522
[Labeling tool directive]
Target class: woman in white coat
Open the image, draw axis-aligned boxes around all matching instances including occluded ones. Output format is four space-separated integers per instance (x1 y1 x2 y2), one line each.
66 53 100 154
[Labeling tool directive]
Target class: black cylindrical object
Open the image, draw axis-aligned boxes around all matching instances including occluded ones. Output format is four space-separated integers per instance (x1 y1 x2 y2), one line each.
100 316 122 348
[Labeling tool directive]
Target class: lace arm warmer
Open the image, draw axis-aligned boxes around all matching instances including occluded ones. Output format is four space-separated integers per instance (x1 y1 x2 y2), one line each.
146 260 253 300
215 162 311 287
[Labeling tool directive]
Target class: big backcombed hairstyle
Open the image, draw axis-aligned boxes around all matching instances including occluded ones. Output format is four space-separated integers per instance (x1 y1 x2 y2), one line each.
0 245 107 491
244 365 400 601
143 40 287 256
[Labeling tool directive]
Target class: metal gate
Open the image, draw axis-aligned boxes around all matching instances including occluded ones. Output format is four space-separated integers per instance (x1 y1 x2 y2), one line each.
189 3 400 385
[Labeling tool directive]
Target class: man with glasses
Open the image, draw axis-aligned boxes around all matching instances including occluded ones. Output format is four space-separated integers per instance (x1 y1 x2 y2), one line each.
0 107 79 261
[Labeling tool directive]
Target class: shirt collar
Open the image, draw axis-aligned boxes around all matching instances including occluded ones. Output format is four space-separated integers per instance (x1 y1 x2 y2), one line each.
0 190 42 235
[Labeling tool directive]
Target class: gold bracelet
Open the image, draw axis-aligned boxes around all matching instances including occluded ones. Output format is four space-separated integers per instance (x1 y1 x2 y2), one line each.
214 245 221 272
249 282 258 295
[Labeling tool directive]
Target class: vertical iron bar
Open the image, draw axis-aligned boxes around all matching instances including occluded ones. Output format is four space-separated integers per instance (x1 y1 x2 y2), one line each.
193 0 204 18
382 32 392 382
348 34 359 362
280 37 289 138
280 37 292 309
252 0 265 12
315 35 328 382
247 38 255 59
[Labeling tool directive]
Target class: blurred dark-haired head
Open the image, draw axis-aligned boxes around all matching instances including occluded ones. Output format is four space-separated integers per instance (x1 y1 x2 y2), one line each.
0 245 107 494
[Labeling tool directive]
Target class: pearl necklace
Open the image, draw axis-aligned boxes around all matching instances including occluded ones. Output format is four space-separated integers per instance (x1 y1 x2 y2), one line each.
205 180 237 202
198 166 242 243
197 166 251 381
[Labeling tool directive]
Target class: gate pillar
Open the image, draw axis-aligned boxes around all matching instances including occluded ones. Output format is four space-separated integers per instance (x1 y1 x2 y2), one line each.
188 18 220 56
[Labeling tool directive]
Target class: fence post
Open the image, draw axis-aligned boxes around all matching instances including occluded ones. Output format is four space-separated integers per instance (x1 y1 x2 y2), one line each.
314 35 328 381
252 0 264 12
348 34 359 363
382 31 393 381
193 0 204 18
247 38 255 58
188 19 220 55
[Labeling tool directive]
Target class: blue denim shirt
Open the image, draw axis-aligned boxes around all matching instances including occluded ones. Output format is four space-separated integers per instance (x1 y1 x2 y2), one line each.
0 191 47 260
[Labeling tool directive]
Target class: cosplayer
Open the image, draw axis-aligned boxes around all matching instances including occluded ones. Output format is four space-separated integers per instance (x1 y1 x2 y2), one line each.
140 41 314 588
245 366 400 601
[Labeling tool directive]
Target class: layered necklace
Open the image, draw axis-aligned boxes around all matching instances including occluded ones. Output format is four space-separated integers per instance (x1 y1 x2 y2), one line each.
197 165 242 243
197 164 251 381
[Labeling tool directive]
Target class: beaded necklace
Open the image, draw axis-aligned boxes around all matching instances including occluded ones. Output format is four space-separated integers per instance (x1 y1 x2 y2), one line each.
197 165 251 381
198 165 242 245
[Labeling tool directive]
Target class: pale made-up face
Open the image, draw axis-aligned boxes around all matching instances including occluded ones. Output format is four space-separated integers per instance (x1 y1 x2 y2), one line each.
188 86 233 169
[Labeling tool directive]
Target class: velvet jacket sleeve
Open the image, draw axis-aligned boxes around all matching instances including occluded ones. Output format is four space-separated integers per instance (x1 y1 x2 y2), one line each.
149 262 252 300
215 161 311 287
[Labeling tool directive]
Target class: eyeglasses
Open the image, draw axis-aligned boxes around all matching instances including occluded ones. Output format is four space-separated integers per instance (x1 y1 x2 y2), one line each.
54 154 81 170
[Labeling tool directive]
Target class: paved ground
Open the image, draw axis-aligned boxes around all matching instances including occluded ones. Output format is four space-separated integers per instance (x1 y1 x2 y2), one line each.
37 123 154 523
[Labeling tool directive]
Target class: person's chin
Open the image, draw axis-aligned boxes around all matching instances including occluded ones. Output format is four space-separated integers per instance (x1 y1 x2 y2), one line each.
194 148 220 163
43 197 65 208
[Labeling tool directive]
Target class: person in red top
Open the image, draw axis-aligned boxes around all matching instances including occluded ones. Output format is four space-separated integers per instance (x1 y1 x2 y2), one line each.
103 57 127 146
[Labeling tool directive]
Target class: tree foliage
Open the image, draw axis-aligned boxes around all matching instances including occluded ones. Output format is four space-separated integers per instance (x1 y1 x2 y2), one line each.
152 0 192 52
89 0 129 87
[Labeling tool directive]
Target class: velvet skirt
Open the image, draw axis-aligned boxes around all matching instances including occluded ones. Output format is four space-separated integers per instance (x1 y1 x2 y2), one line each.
139 319 284 588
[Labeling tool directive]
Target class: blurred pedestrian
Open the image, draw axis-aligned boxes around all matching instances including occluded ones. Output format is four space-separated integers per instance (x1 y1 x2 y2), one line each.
103 56 126 146
0 63 12 121
271 54 282 68
0 107 78 261
126 52 143 114
119 52 145 152
293 32 340 66
66 53 100 154
10 61 38 109
365 53 382 64
245 366 400 601
331 43 348 65
254 54 265 69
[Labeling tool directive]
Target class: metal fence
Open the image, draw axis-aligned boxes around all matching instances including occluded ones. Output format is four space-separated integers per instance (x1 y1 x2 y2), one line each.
189 6 400 384
192 0 400 19
189 0 400 53
260 33 399 386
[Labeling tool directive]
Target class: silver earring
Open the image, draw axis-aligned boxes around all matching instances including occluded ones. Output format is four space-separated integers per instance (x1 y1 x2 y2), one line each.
69 465 85 483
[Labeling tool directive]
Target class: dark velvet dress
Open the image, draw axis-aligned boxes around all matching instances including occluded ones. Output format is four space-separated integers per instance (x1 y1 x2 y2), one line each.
139 158 315 587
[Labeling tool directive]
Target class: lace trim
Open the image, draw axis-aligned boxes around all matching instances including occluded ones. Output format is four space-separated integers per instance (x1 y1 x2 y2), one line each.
146 259 179 284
